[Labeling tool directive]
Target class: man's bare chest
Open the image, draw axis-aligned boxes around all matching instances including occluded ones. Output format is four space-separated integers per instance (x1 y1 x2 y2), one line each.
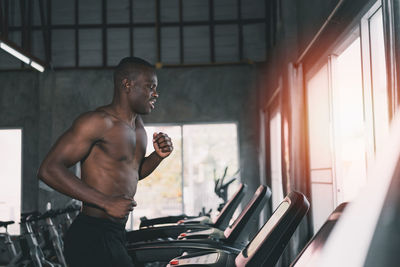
96 124 146 163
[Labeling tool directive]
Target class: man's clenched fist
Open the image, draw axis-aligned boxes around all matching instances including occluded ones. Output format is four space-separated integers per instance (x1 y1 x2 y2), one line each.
153 132 173 158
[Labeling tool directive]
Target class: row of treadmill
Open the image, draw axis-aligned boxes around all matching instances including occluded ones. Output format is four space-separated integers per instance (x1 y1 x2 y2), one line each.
124 184 348 267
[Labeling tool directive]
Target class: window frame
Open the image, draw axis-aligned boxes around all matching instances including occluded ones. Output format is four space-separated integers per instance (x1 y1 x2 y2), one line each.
0 127 23 235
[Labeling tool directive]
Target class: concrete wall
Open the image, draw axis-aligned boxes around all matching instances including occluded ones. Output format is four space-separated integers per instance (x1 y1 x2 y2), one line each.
0 71 40 212
0 64 261 212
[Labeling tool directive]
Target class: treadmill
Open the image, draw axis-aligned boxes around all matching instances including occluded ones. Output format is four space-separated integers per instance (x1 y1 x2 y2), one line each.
290 202 347 267
165 191 310 267
127 185 271 265
126 183 246 242
139 175 239 229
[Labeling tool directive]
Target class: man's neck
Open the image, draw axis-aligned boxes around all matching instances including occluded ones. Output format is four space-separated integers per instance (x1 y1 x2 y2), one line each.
108 99 137 127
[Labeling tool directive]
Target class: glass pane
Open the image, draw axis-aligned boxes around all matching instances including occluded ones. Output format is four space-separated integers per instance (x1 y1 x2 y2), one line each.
241 0 265 19
333 37 367 202
132 0 155 23
161 0 179 22
182 124 240 217
79 0 102 24
161 27 180 64
215 25 239 62
369 8 389 152
214 0 237 20
107 0 130 24
52 29 75 67
306 64 332 169
107 28 130 66
269 111 283 210
52 0 74 25
128 126 182 230
243 23 266 61
183 0 209 21
0 129 21 235
133 28 156 64
307 63 335 232
79 29 102 67
183 26 210 63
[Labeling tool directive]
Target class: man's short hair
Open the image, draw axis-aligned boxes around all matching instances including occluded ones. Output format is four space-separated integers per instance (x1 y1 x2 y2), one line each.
114 57 154 88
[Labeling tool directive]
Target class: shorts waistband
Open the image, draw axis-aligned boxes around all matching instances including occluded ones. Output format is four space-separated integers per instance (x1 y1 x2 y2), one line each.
76 213 126 231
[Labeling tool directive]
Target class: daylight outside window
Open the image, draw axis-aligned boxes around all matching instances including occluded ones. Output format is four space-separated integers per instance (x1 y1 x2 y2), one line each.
127 123 240 230
0 129 22 235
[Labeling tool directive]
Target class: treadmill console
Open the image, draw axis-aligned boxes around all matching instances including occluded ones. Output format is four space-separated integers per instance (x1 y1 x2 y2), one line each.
245 201 290 257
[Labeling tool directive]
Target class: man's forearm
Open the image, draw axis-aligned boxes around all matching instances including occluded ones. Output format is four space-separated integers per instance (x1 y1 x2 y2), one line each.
38 163 109 210
139 151 164 180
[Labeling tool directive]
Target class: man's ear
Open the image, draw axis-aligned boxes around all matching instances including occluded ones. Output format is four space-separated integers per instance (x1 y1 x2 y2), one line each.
122 78 134 93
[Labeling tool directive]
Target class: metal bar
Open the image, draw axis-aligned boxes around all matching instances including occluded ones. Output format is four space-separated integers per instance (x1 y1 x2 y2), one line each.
38 0 49 63
156 0 161 62
4 0 8 37
102 0 107 67
0 0 4 36
56 60 256 69
237 0 243 60
209 0 215 62
296 0 345 64
264 0 270 60
20 0 26 68
179 0 183 63
27 0 32 53
7 18 266 31
75 0 79 67
1 59 258 71
20 0 25 47
272 0 277 45
47 0 51 63
129 0 133 56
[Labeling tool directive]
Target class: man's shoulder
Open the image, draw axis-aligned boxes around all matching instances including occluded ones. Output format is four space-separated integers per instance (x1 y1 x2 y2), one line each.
73 110 113 132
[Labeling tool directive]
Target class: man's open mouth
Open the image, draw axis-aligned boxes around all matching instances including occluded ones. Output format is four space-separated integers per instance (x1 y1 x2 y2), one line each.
149 99 156 109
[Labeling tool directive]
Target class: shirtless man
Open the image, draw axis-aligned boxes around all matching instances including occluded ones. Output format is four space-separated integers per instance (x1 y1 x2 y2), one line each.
37 57 173 267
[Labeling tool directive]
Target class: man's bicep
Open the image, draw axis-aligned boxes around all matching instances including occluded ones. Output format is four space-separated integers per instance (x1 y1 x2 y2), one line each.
43 113 106 167
46 130 93 167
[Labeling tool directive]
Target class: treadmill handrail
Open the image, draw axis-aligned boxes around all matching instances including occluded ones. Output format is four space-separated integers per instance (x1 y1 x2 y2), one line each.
289 202 348 267
235 191 310 267
212 183 246 228
224 185 271 243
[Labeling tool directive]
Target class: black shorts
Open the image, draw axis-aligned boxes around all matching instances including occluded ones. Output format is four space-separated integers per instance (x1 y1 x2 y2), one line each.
64 213 134 267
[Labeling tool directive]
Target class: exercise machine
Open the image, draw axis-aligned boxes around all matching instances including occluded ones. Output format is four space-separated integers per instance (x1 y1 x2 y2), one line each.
127 183 246 242
166 191 309 267
127 185 271 266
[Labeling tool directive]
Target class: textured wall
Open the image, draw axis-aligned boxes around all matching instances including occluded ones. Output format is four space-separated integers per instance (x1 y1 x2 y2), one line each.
0 71 40 212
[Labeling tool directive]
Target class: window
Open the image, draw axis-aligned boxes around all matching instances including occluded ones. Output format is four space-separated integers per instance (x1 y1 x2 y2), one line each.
127 123 240 230
269 108 283 210
0 129 22 235
306 1 388 231
332 37 368 204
